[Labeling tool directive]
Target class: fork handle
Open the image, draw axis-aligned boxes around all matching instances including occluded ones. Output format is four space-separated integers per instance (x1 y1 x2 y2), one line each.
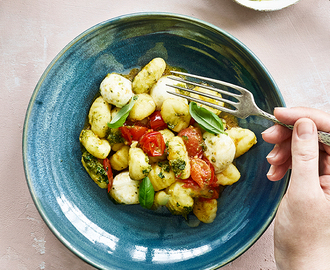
259 110 330 146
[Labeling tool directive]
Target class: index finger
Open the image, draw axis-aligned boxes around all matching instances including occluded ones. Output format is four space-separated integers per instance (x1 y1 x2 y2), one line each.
274 107 330 133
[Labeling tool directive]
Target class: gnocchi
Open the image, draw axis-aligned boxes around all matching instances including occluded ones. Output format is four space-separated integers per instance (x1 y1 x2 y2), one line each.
128 143 151 180
110 171 140 204
161 98 191 132
79 129 111 159
167 136 191 179
79 57 257 226
109 145 130 171
88 96 111 138
190 86 224 116
128 93 156 121
132 57 166 94
227 127 257 158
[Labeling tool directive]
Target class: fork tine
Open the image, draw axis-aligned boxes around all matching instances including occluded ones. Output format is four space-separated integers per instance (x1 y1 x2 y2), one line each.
166 84 238 107
166 88 238 116
171 71 247 95
169 74 242 99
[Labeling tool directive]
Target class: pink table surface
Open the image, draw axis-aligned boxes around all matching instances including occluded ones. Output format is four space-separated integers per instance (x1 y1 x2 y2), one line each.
1 0 329 269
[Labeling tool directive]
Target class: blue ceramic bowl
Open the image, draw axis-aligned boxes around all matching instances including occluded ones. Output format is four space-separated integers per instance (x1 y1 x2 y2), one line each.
23 13 289 269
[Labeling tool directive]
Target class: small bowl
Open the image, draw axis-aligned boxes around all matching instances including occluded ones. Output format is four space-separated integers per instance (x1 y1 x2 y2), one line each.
23 13 289 269
234 0 301 11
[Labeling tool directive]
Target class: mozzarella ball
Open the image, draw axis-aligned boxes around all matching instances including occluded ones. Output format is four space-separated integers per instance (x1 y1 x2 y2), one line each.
150 75 188 110
100 73 133 108
203 132 235 174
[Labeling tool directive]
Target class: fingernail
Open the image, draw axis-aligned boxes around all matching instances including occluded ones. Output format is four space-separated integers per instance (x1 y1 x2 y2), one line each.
267 165 276 177
297 121 314 140
266 144 279 159
262 125 276 135
274 107 287 111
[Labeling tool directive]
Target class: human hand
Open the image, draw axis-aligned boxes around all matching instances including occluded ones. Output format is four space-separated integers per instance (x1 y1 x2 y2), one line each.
262 107 330 270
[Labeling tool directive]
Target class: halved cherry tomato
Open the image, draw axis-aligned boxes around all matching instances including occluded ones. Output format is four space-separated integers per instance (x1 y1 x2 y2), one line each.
190 157 212 188
202 156 217 187
139 131 166 157
103 158 114 192
181 178 201 190
149 111 168 131
181 178 220 199
178 126 204 158
119 125 149 144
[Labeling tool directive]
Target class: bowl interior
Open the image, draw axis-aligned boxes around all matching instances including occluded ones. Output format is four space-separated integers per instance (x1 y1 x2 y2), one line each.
23 13 289 270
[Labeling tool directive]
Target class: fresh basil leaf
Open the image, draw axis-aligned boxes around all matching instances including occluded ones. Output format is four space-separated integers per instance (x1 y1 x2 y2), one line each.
189 102 226 135
107 96 137 129
139 177 155 209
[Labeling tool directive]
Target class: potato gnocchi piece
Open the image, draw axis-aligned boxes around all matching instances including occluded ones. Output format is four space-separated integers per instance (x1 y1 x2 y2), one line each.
128 142 151 180
161 98 191 132
193 199 218 223
100 73 133 108
132 57 166 94
81 151 108 189
203 132 235 174
167 136 190 179
148 162 176 191
128 93 156 121
159 128 175 143
153 191 170 208
79 129 111 159
110 145 130 171
190 86 224 116
215 163 241 186
150 75 188 110
166 181 194 218
227 127 257 158
88 96 111 138
110 171 140 204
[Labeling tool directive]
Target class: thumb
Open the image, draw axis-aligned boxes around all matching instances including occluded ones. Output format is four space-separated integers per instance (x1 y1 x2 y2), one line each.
290 118 320 194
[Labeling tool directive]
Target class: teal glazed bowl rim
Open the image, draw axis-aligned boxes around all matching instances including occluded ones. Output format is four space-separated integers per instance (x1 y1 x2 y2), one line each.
23 12 289 269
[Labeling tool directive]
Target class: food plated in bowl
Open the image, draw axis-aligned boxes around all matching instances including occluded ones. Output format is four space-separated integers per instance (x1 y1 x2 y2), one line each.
80 57 258 224
23 13 289 269
234 0 301 11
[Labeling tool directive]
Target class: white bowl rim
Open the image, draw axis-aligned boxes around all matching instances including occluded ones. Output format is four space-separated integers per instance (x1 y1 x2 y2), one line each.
234 0 301 11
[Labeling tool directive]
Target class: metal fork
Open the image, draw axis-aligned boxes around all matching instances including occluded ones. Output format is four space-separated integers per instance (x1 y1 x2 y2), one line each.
167 71 330 146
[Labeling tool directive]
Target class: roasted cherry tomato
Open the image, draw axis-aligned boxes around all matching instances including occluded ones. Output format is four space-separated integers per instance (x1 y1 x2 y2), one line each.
139 131 166 157
178 126 204 158
190 157 212 188
202 156 216 187
149 111 168 131
103 158 114 192
119 125 149 144
181 178 201 190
